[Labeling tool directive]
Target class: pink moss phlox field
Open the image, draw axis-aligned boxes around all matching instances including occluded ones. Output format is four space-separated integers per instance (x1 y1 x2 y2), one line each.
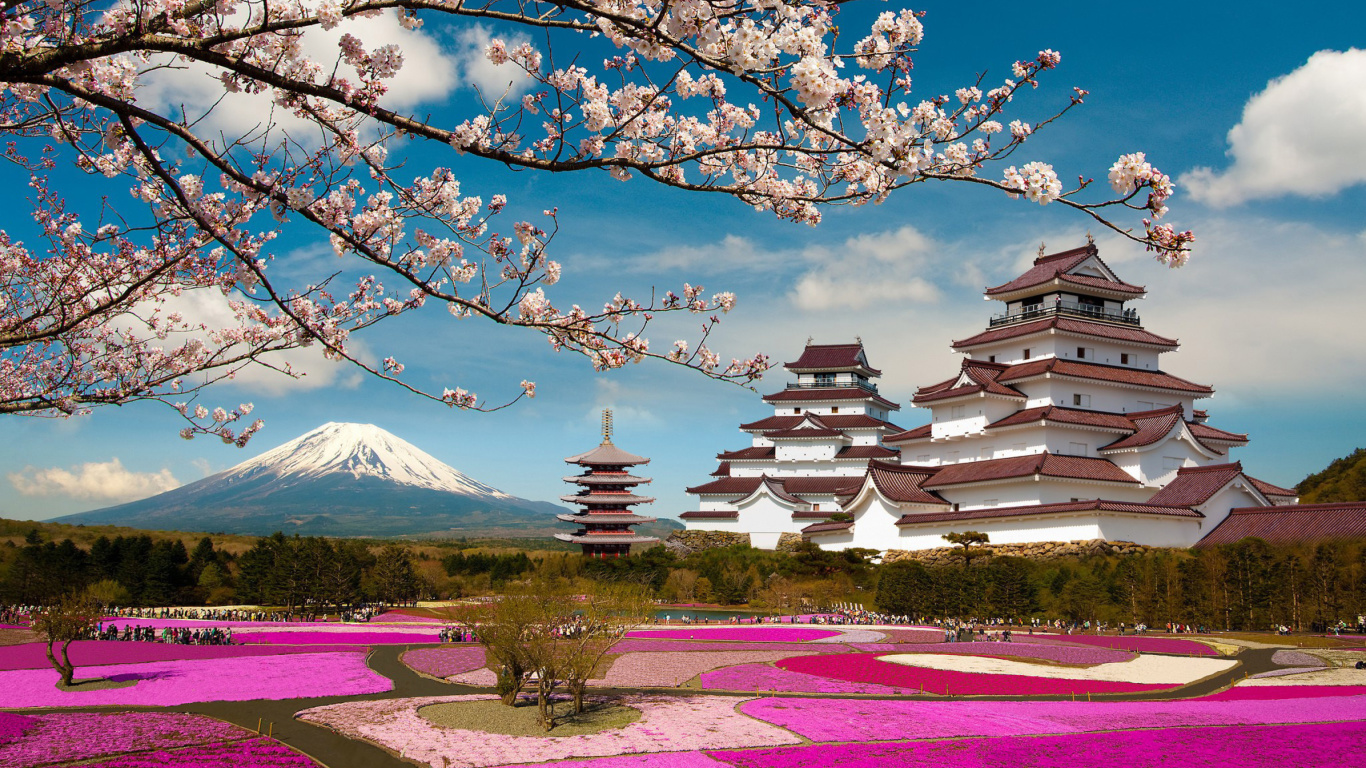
496 751 732 768
298 694 800 767
0 651 389 707
1271 650 1326 667
739 693 1366 742
101 618 341 629
775 653 1168 696
371 611 444 623
0 713 37 745
845 641 1132 664
1016 633 1217 656
0 641 360 670
1200 686 1366 701
599 650 823 687
237 631 437 644
0 711 248 766
78 737 321 768
624 628 841 642
403 647 487 678
610 640 847 654
700 663 900 694
878 628 946 643
708 721 1366 768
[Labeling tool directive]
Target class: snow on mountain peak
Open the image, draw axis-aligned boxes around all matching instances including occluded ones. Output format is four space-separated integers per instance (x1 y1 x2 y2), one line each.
222 421 512 498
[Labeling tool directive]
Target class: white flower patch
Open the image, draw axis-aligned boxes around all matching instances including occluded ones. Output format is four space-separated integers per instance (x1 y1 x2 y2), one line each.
878 652 1236 685
810 629 886 643
1242 667 1366 687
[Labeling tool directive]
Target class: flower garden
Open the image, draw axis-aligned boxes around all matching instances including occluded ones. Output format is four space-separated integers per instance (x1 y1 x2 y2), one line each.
4 614 1366 767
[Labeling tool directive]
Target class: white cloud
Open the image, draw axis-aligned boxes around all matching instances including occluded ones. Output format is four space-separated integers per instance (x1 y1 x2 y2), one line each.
138 9 460 142
9 458 179 502
585 379 663 427
1182 49 1366 206
788 227 942 311
453 24 537 100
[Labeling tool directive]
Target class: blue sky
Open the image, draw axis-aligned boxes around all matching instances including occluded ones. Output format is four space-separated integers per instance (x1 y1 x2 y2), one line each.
4 1 1365 522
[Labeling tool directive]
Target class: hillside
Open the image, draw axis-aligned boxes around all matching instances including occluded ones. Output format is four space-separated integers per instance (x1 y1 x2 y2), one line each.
1297 448 1366 503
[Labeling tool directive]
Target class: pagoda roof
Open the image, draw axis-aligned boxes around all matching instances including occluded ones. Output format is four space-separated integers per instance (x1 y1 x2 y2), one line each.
839 462 949 506
951 315 1179 351
564 443 650 466
686 475 862 497
679 510 738 519
985 244 1145 299
895 499 1202 527
554 533 660 544
1194 502 1366 548
921 452 1140 489
711 462 732 477
562 474 653 486
913 359 1026 405
883 424 932 443
556 512 658 524
739 414 902 433
560 492 656 506
762 386 901 410
996 357 1215 396
784 342 881 376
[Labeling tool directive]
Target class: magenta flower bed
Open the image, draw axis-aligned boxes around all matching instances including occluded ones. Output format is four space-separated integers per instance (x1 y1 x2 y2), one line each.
701 663 900 694
0 641 360 670
0 651 389 707
0 712 248 766
1016 633 1217 656
739 693 1366 742
403 646 487 678
371 611 445 623
512 751 731 768
625 628 841 641
774 653 1171 696
878 628 948 643
709 721 1366 768
844 641 1132 664
610 640 846 654
237 631 437 644
1200 686 1366 701
0 713 37 744
100 618 341 629
80 737 320 767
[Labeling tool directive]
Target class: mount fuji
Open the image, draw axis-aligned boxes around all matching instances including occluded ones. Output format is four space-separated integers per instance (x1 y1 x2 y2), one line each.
58 422 577 538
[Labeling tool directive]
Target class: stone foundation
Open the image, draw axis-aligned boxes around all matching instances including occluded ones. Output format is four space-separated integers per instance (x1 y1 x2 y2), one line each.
775 532 805 552
881 539 1155 566
665 530 751 556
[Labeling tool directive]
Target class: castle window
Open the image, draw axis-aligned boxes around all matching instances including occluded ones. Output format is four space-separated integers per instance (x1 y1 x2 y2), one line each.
1121 353 1132 365
988 355 996 363
1072 393 1091 408
815 373 835 387
1077 346 1086 359
1023 347 1031 359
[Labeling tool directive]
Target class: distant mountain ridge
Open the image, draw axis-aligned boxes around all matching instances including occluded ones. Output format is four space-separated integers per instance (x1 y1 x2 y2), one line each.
58 422 615 538
1297 447 1366 504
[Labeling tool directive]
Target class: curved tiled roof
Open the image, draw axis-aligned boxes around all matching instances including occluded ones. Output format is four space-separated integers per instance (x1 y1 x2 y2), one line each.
895 499 1201 527
679 510 738 519
686 475 864 496
784 342 881 375
846 462 949 506
1248 476 1298 498
562 474 653 486
565 443 650 466
765 427 848 440
884 423 932 443
802 520 854 534
763 387 901 410
985 245 1145 298
560 492 656 506
986 405 1137 432
1145 463 1247 506
997 357 1214 395
951 316 1179 350
1189 421 1249 444
913 360 1025 405
740 414 902 432
1195 503 1366 548
921 452 1139 489
1099 406 1188 451
710 462 732 477
716 446 777 461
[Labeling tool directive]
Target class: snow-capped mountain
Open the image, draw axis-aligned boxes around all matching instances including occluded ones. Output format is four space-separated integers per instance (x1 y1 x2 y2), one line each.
220 422 513 499
59 422 574 538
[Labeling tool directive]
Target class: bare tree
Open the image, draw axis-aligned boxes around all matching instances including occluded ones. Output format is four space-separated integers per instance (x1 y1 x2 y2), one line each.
32 592 102 687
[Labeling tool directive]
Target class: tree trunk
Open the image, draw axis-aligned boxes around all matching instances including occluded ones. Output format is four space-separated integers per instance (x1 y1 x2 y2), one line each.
45 639 75 687
571 680 585 714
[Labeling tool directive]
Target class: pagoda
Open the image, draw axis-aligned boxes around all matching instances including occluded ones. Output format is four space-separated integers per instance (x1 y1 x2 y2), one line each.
680 340 904 548
798 239 1297 552
555 410 659 558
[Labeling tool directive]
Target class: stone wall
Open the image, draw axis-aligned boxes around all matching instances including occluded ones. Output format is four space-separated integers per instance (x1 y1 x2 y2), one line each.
664 530 751 556
881 539 1155 567
774 532 805 552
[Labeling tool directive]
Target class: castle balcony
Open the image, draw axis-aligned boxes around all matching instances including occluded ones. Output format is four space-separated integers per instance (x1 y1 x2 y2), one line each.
786 378 879 393
989 301 1140 328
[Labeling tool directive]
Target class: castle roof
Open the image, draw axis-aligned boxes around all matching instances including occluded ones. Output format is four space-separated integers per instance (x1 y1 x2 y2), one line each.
1099 405 1194 452
801 520 854 534
679 510 738 519
686 475 862 497
1145 463 1249 506
985 405 1137 433
784 342 881 376
883 423 932 443
715 444 898 462
921 452 1140 489
951 315 1179 351
840 462 949 506
762 386 900 410
1194 503 1366 548
1249 476 1297 499
739 414 902 433
913 359 1025 404
996 357 1214 396
985 244 1145 299
894 499 1202 527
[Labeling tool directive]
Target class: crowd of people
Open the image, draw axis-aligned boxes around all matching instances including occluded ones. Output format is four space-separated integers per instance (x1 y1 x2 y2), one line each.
440 625 479 643
91 622 234 645
1 605 33 625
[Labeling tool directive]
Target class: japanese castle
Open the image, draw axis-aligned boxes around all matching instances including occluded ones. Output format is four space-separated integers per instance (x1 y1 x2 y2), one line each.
681 241 1299 552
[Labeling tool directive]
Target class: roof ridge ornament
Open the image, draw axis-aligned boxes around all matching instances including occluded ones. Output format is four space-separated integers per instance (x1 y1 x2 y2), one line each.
602 408 613 445
1086 231 1095 246
1037 241 1047 258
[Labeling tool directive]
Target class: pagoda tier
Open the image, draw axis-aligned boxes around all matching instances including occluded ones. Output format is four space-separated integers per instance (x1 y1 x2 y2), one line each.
557 410 658 558
682 340 905 549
